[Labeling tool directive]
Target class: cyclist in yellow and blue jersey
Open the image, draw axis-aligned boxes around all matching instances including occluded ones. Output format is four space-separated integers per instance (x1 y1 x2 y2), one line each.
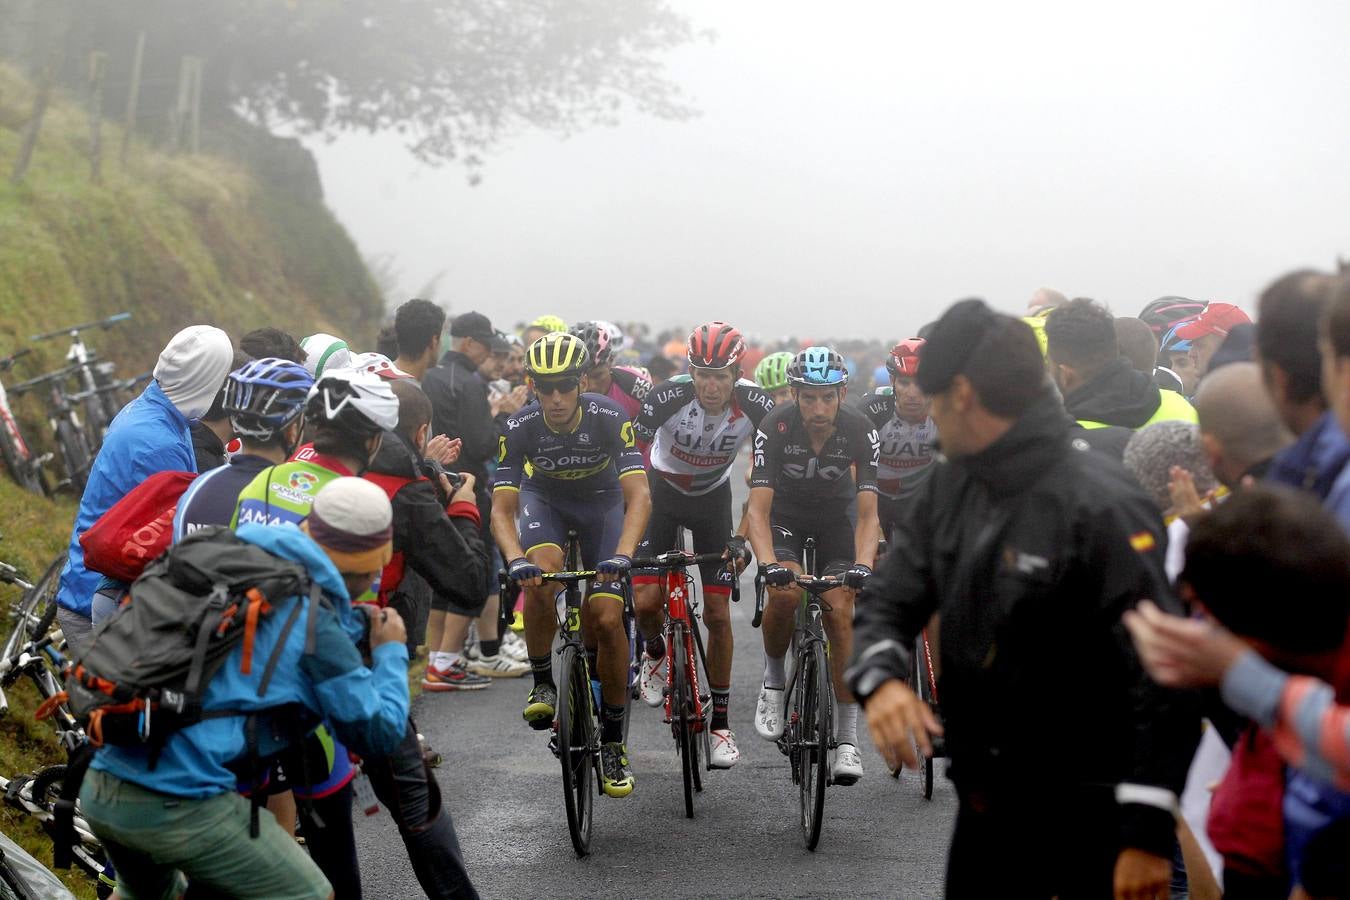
490 332 651 798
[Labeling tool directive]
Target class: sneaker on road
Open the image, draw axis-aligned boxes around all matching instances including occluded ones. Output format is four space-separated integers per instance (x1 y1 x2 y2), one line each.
422 659 490 692
600 742 635 798
523 683 557 730
831 742 863 785
638 651 665 707
501 630 529 662
709 729 741 769
466 653 529 678
754 685 784 741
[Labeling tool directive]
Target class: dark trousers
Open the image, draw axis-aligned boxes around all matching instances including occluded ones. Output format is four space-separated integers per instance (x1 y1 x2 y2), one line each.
946 793 1120 899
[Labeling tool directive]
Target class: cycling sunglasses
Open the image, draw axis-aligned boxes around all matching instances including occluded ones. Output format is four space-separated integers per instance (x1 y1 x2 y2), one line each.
533 377 580 396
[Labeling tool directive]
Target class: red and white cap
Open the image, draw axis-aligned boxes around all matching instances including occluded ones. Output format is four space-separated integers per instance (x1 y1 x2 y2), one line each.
1173 302 1251 340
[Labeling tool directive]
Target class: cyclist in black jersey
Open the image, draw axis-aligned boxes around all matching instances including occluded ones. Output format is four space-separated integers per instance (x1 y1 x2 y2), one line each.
745 346 880 784
491 333 651 798
631 322 773 769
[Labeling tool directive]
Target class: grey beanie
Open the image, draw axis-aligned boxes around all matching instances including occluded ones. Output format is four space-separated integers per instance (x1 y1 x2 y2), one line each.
153 325 234 420
1123 421 1218 512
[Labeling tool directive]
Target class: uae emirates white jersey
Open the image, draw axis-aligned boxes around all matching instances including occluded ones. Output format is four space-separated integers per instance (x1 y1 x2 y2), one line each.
634 378 774 496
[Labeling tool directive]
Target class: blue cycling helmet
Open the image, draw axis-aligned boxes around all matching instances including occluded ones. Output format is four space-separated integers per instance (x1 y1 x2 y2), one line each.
788 346 849 386
224 357 314 440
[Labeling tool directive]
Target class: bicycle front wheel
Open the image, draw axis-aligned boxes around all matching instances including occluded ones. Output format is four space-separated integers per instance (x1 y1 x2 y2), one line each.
799 640 830 850
55 419 90 493
0 416 42 496
556 644 595 857
913 641 935 800
672 628 697 818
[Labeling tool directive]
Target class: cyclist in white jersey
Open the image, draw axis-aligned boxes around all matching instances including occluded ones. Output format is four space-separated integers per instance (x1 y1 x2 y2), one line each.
631 322 773 769
859 338 940 542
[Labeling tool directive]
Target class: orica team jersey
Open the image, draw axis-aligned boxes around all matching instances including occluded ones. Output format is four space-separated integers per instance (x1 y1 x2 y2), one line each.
861 388 939 501
751 401 880 513
635 378 774 496
494 393 646 497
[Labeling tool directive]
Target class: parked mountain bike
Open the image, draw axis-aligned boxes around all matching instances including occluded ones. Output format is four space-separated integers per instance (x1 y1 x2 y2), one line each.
9 364 97 494
0 348 50 495
0 767 115 896
753 536 838 851
31 312 131 449
630 546 740 819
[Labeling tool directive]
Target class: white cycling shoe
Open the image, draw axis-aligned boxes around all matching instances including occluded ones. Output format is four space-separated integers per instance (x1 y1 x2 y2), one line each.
709 728 741 769
638 652 665 707
831 742 863 785
754 685 785 741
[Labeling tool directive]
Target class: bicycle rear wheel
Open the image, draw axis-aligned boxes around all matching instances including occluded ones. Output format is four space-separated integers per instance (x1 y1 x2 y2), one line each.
26 554 63 642
55 419 90 493
913 641 935 801
556 644 595 857
799 640 829 850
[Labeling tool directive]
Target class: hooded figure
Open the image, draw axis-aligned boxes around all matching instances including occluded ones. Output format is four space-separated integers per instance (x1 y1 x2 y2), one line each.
55 326 234 651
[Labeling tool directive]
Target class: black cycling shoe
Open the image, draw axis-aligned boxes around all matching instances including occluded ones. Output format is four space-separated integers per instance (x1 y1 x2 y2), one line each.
523 684 557 730
600 743 635 798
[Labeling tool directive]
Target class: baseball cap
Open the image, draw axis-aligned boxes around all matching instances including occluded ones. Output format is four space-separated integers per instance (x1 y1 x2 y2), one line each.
450 312 510 351
916 298 999 395
1173 303 1251 341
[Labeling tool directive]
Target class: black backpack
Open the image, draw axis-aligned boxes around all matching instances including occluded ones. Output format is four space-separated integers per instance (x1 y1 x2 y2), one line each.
50 526 323 865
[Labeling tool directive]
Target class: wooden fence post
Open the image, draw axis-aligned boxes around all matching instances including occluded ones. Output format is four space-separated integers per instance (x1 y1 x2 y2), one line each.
86 50 106 182
119 30 145 169
9 46 63 185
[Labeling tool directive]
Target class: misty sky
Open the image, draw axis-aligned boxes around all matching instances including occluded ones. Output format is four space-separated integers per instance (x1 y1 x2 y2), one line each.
311 0 1350 339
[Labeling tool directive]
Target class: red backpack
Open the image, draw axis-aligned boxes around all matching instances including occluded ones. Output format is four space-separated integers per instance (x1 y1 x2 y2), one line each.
80 471 196 582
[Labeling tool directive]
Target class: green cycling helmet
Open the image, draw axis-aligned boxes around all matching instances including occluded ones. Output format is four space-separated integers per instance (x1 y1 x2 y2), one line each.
754 352 794 391
528 314 568 334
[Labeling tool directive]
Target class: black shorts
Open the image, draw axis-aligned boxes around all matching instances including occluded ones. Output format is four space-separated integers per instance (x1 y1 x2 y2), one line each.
634 474 735 596
770 504 855 578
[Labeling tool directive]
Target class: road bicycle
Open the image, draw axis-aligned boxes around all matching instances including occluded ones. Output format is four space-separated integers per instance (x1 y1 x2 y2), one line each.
0 767 115 896
0 348 52 496
502 529 637 857
753 536 840 851
630 546 739 819
31 312 132 449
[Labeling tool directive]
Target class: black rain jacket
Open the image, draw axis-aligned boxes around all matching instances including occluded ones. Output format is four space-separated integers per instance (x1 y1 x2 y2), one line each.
848 392 1199 858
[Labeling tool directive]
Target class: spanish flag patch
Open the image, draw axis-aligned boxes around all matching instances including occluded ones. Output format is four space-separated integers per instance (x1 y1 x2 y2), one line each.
1129 531 1156 553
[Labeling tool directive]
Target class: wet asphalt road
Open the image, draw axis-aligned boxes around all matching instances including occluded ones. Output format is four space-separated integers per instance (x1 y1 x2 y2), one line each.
354 463 956 898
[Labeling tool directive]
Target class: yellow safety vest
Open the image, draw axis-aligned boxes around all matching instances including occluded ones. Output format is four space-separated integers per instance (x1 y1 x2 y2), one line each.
1077 389 1198 430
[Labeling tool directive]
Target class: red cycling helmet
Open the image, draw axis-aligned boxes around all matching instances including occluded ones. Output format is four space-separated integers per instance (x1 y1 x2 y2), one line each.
687 321 745 369
885 338 925 378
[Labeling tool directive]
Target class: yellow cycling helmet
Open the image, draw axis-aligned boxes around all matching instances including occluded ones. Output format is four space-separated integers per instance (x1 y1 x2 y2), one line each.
527 314 568 334
526 332 590 377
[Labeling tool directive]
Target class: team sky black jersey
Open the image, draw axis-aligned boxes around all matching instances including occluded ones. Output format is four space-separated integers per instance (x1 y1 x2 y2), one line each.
635 378 774 496
860 388 939 501
751 401 880 512
493 393 645 497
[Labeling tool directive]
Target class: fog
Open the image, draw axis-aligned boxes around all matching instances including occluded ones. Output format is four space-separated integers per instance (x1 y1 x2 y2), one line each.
311 0 1350 337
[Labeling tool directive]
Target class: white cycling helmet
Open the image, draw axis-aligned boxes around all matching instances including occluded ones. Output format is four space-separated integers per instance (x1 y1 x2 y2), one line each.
305 368 399 436
300 332 353 379
348 351 411 381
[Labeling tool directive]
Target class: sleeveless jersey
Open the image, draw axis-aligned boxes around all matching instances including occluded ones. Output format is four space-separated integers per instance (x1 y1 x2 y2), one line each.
861 388 939 501
635 378 774 496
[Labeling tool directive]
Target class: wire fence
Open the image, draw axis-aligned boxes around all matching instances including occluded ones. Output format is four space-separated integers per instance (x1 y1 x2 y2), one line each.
8 30 205 185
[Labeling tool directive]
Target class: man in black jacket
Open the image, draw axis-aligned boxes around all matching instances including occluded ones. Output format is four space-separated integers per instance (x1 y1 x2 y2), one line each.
422 311 508 492
847 299 1198 900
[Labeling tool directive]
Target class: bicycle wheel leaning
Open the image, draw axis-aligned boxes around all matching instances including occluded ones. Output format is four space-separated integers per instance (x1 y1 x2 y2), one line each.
798 638 830 850
555 643 595 857
55 419 90 493
0 415 43 496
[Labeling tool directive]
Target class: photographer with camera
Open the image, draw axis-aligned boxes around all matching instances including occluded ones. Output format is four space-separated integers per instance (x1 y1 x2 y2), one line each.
365 380 501 686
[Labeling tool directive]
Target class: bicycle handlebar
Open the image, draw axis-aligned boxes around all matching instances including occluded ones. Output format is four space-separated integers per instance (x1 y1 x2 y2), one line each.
30 312 131 342
8 362 85 394
0 347 32 372
795 574 844 592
